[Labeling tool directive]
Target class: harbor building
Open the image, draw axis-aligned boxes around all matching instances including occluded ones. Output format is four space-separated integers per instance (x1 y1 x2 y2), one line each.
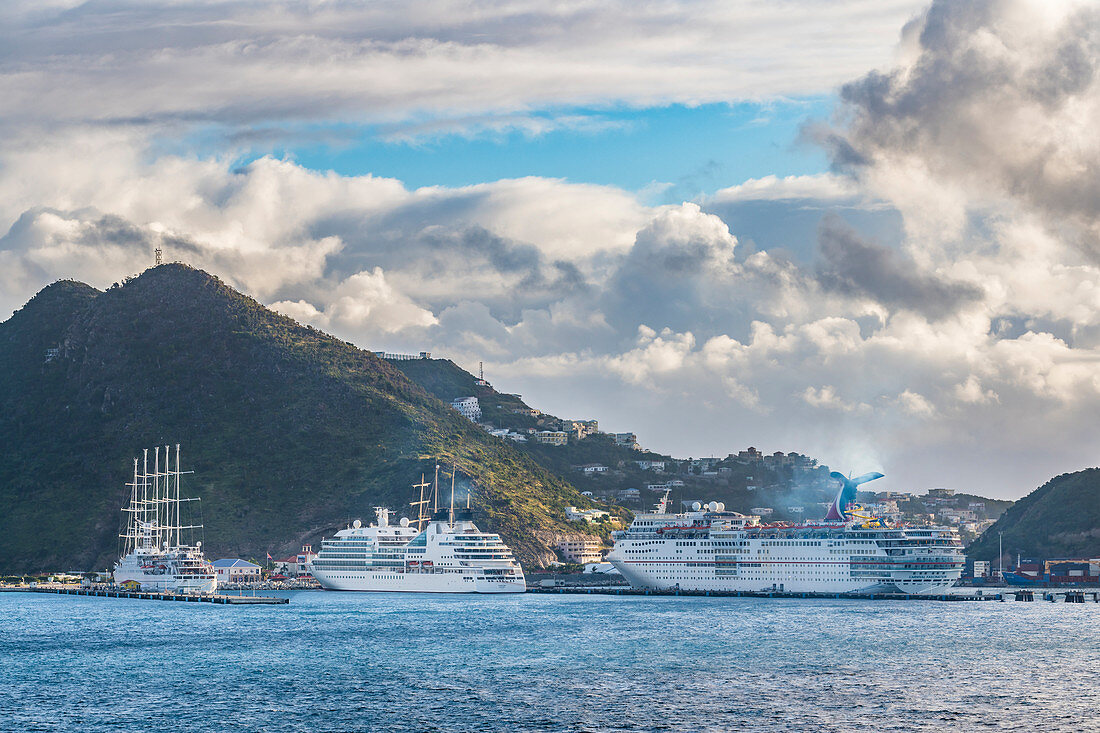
213 558 261 583
557 539 606 564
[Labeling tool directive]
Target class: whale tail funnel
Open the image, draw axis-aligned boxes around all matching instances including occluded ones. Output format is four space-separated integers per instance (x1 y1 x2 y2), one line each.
824 471 884 521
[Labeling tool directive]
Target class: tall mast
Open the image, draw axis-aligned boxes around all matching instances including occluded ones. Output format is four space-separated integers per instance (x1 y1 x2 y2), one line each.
174 444 181 548
432 464 440 513
449 464 455 524
410 474 430 532
155 446 163 549
141 448 149 548
163 444 171 548
123 457 139 555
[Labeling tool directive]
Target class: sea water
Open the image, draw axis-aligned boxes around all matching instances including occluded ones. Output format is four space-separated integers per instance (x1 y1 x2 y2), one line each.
2 591 1098 732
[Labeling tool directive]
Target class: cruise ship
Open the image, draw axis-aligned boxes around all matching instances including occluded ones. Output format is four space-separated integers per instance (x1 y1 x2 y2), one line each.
309 470 526 593
607 472 965 595
114 445 217 594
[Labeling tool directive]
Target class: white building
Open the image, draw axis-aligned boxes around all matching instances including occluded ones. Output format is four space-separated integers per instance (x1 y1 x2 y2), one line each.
375 351 432 360
750 507 774 516
575 464 609 474
213 558 261 583
565 506 610 523
557 539 605 564
450 396 482 422
274 546 317 577
634 460 665 471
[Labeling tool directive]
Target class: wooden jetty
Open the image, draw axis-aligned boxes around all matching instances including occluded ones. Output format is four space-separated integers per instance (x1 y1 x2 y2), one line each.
1 586 288 605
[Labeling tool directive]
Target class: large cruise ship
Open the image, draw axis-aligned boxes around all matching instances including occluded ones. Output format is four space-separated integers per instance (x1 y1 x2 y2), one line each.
309 470 526 593
607 472 965 595
114 445 217 594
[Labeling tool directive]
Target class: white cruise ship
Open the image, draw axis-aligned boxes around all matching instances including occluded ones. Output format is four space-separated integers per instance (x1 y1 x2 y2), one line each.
309 471 526 593
607 473 965 595
114 446 217 594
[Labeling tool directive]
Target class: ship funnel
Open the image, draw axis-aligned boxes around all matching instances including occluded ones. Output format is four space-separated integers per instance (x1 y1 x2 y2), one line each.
825 471 884 521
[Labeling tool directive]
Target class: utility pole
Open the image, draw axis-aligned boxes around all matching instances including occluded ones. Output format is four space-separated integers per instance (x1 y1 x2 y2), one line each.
998 531 1003 576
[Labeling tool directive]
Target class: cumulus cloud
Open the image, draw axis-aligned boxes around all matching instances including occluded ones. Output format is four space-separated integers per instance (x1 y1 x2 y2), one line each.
272 268 437 335
825 0 1100 259
815 214 983 319
7 0 1100 498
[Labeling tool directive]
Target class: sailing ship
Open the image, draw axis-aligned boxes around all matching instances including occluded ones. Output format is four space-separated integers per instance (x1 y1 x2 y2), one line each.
114 445 217 594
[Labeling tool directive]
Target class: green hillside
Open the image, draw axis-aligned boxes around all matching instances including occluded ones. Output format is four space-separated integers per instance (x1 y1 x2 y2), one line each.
0 265 600 573
393 358 673 482
967 468 1100 563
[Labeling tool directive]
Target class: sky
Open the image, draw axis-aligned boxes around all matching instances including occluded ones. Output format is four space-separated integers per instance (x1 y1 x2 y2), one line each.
2 0 1099 499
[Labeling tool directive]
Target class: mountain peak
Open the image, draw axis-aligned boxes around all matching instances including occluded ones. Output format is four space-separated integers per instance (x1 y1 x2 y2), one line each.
0 268 594 572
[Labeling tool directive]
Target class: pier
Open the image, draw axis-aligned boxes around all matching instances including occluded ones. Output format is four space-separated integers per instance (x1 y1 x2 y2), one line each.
1 586 288 605
526 586 1099 602
527 585 1004 601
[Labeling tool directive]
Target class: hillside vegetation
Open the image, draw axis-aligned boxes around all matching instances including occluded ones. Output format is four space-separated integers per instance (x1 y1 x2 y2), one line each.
0 265 599 572
968 468 1100 562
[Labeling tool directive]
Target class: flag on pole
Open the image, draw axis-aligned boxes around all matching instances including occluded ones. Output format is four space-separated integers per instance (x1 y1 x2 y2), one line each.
266 552 273 561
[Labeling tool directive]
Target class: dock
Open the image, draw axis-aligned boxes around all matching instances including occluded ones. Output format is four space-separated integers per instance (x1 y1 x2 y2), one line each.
526 586 1099 602
1 586 288 604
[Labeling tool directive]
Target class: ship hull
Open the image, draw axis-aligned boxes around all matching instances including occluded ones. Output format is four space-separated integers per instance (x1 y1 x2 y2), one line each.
311 569 525 593
609 560 954 595
112 569 217 594
608 509 964 597
1001 571 1045 586
114 553 217 594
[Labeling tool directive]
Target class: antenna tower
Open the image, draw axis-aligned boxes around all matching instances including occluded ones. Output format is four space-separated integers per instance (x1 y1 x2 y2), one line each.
155 247 162 267
479 361 484 381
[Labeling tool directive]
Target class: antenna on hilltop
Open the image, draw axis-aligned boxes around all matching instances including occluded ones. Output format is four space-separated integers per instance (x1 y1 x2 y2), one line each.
479 361 484 381
154 247 162 267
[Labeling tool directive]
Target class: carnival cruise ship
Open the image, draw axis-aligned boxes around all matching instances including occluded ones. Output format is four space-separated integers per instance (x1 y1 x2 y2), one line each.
114 445 217 594
607 473 964 595
309 471 526 593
